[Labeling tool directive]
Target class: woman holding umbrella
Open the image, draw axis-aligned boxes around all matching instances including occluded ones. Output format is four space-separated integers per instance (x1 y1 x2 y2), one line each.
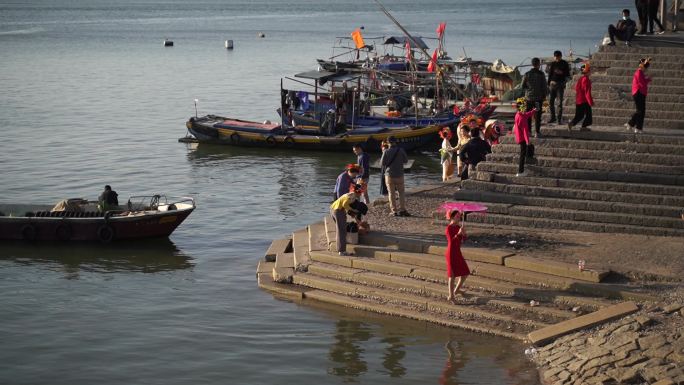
444 209 470 302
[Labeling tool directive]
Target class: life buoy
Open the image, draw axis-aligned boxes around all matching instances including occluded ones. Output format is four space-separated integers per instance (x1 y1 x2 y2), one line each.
265 135 277 147
21 224 37 241
230 133 241 144
55 223 73 241
97 225 115 243
284 136 295 147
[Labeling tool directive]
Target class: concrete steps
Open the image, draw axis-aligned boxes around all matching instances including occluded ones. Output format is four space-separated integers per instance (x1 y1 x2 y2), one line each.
257 221 653 341
605 67 684 78
590 59 684 70
454 189 683 220
564 105 684 121
498 135 684 155
477 171 684 198
484 153 684 175
492 143 684 166
538 127 684 146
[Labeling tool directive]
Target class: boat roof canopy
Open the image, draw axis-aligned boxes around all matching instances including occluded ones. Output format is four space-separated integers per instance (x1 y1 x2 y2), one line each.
294 70 361 84
383 36 429 50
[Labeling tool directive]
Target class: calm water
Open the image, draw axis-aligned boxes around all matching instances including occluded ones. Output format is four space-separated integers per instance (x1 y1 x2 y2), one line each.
1 1 623 383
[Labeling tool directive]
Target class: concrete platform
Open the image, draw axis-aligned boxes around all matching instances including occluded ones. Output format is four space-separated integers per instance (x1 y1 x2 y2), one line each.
527 301 639 345
264 238 292 262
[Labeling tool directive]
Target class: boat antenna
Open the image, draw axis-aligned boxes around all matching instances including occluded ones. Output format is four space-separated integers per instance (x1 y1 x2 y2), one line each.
194 99 199 118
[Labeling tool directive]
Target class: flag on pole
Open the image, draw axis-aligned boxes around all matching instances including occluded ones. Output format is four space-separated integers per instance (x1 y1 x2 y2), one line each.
351 28 365 49
436 22 447 39
405 40 412 62
427 49 438 73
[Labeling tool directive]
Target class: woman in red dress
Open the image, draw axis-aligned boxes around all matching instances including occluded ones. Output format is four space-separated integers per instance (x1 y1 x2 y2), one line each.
445 210 470 302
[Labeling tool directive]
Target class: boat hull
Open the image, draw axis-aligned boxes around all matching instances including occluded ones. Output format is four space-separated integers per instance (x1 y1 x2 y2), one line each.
186 115 441 152
0 205 194 242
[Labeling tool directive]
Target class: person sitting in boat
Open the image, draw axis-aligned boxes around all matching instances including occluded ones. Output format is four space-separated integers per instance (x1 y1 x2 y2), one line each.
333 164 360 201
386 96 398 112
98 185 119 212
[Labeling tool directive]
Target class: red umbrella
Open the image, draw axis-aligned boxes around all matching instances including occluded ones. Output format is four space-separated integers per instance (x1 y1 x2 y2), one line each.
439 202 488 229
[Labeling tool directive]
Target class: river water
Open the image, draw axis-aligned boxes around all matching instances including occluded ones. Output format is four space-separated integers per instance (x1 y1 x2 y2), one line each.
1 1 624 383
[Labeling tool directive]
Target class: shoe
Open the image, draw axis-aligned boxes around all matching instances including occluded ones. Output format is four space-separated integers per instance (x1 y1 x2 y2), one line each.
634 128 643 134
536 131 543 138
567 122 573 131
532 132 538 138
607 41 616 46
646 31 654 35
656 30 665 35
579 126 591 132
399 210 411 217
624 122 634 131
515 171 528 177
390 212 399 217
339 251 352 256
625 41 632 47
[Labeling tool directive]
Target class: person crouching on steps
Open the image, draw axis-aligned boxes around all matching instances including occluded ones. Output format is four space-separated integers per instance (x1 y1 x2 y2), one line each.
513 98 537 177
330 183 363 256
568 63 593 132
445 209 470 303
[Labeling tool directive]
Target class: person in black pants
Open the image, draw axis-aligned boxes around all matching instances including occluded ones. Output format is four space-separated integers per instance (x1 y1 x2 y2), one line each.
647 0 665 34
626 58 652 133
522 58 547 138
546 50 571 124
636 0 648 34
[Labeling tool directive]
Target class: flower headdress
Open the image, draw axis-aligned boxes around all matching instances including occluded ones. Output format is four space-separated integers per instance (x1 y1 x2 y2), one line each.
580 61 590 74
639 57 652 69
346 163 360 172
460 113 484 127
515 97 527 112
439 127 453 140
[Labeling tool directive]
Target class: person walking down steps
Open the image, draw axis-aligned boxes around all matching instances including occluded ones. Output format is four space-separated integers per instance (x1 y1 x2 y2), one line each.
626 57 653 134
546 50 571 125
568 63 593 132
513 98 538 177
445 209 470 303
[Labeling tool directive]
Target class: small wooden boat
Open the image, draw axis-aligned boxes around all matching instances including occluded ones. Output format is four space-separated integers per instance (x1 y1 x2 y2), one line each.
186 115 442 152
0 195 195 243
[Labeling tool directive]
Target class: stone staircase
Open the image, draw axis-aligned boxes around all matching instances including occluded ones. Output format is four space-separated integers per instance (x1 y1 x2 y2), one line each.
564 45 684 130
456 129 684 236
257 219 654 343
452 44 684 237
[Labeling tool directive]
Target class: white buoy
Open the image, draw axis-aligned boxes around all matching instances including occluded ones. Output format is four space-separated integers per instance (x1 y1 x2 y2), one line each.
225 39 234 49
257 32 265 38
163 39 173 47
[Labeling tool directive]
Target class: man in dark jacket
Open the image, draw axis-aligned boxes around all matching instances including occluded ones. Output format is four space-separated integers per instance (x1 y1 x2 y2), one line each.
546 51 571 125
459 128 492 179
380 136 409 217
522 57 547 138
98 185 119 211
608 9 637 46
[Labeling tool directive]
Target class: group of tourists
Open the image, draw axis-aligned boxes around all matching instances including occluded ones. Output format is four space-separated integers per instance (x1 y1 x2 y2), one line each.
329 137 410 256
439 115 497 182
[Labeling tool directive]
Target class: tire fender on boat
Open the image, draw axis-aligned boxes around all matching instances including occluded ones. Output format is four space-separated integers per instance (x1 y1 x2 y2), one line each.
97 225 115 243
167 204 177 211
230 133 241 144
284 136 295 147
55 222 73 241
21 224 37 241
265 135 277 147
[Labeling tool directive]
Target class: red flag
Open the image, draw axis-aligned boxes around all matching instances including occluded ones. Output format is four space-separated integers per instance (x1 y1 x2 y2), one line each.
436 22 447 39
405 40 412 62
471 72 481 84
427 49 438 73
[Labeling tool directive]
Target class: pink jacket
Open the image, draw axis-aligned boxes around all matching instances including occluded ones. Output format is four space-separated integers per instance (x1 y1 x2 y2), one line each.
632 68 652 96
574 75 593 106
514 109 537 144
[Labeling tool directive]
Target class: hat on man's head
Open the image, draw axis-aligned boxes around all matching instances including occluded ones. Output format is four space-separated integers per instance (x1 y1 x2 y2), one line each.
387 136 398 144
346 163 360 172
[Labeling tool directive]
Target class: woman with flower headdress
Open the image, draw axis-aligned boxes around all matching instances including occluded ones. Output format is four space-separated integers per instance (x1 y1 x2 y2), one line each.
455 123 471 179
568 63 593 131
513 97 538 177
625 58 652 134
439 127 455 182
445 209 470 302
333 163 360 200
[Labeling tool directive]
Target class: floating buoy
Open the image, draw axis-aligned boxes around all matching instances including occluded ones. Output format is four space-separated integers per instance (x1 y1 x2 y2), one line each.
225 39 234 49
257 32 265 38
163 39 173 47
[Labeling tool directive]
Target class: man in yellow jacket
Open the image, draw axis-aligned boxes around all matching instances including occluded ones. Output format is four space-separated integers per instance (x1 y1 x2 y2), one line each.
330 183 364 256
